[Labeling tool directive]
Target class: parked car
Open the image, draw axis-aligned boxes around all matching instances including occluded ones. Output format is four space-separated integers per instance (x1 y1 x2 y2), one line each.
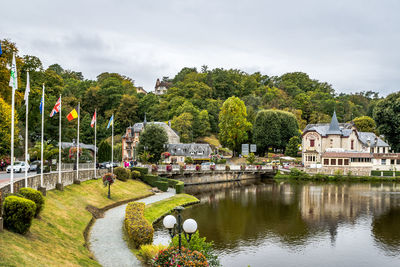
6 161 30 173
29 160 40 172
99 162 109 169
282 162 290 169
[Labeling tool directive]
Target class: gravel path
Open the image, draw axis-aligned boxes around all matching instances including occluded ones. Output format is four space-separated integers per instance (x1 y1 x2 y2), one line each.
89 189 176 267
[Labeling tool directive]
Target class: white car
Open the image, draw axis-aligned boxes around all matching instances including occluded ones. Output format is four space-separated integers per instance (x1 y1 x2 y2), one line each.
6 161 30 173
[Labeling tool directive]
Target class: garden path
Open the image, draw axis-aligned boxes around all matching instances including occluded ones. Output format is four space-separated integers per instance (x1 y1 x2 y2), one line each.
89 188 176 267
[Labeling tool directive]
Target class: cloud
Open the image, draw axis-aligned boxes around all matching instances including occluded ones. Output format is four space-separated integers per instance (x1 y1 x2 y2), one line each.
1 0 400 95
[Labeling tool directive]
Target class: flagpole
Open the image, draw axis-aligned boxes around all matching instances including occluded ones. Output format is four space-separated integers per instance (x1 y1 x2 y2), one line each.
94 109 97 179
111 113 114 175
10 53 16 194
59 95 62 184
40 84 45 188
76 102 80 181
24 71 29 187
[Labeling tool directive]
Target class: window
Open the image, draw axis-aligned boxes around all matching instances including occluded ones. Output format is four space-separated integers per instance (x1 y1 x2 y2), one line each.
382 159 386 165
351 140 354 150
371 148 374 153
344 159 349 165
338 159 343 165
324 159 329 165
310 139 315 147
330 139 333 147
397 159 400 165
391 159 395 165
331 159 336 165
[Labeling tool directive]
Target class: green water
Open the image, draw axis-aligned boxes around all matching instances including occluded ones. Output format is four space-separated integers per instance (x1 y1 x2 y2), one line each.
154 180 400 267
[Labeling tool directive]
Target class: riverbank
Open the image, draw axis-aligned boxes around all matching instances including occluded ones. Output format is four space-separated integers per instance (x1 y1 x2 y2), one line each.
0 179 152 266
275 169 400 182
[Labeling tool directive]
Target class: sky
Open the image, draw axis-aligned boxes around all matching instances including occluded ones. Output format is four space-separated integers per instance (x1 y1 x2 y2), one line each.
1 0 400 95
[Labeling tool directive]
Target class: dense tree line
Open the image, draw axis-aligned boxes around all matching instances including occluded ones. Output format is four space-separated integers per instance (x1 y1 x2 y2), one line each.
0 38 392 159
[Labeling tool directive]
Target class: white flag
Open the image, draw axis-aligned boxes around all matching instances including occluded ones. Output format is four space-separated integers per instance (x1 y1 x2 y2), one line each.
24 71 30 104
9 52 18 91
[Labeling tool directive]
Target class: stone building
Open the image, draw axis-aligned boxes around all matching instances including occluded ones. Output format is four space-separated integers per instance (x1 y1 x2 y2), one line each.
154 78 171 95
164 143 213 164
301 111 397 172
136 86 147 94
121 117 180 161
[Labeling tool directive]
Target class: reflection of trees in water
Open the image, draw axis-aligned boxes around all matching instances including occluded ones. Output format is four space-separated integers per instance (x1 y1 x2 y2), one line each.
183 181 400 252
372 207 400 255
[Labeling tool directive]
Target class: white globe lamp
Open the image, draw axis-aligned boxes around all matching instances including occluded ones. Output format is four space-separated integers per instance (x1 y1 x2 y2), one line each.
183 219 198 234
163 215 176 229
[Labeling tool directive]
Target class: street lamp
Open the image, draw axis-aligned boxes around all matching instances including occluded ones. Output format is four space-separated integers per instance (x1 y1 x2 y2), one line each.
163 206 198 254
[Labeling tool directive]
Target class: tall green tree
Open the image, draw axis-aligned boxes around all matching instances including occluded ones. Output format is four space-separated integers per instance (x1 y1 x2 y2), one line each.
98 140 111 162
218 96 252 154
353 116 377 133
137 124 168 163
171 113 193 143
285 136 301 157
253 110 281 156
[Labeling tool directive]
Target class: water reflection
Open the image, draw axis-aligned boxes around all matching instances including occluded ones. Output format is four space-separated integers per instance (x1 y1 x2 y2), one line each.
154 180 400 267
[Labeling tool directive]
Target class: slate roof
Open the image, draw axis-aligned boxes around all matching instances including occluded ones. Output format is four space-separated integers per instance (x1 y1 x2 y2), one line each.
358 132 389 147
166 143 212 158
326 111 341 135
322 152 373 158
303 123 353 137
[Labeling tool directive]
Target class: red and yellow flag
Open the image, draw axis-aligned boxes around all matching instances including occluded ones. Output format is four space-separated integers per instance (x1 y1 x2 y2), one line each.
67 108 78 121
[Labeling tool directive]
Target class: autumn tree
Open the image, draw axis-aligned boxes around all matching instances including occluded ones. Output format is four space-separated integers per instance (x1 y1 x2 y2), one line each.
218 96 252 154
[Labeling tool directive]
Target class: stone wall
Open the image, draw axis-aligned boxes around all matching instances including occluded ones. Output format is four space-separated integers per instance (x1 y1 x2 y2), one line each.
303 166 371 176
0 169 109 197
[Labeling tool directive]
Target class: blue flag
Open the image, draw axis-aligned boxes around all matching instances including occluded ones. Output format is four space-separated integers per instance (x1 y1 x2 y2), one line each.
0 41 2 56
39 96 43 114
107 115 113 129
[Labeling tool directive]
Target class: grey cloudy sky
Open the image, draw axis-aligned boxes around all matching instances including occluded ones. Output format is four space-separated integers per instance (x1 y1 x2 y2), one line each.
1 0 400 95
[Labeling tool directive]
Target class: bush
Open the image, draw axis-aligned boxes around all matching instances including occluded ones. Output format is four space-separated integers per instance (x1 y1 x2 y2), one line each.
313 173 329 180
3 196 36 234
138 244 167 265
153 247 208 267
142 174 160 187
185 156 194 164
170 231 220 267
18 187 45 217
125 202 154 248
155 181 168 192
289 168 309 179
114 167 129 181
218 158 226 164
130 170 141 179
131 167 148 176
175 181 184 194
246 153 256 165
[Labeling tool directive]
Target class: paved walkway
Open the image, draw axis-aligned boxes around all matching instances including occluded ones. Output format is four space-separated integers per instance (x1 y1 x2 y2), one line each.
89 189 176 267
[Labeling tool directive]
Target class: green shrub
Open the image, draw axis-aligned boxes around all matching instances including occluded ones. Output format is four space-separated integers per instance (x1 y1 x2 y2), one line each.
184 157 194 164
114 167 129 181
142 174 160 187
18 187 45 217
175 181 184 194
289 168 309 179
313 173 329 180
154 181 168 192
171 231 220 267
3 196 36 234
124 202 154 248
153 247 208 267
138 244 167 265
130 170 141 179
131 167 148 176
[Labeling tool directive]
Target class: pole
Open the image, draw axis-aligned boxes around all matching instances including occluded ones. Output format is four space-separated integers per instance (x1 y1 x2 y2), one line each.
58 95 62 184
94 109 97 179
24 72 29 187
177 209 182 254
40 84 45 187
10 60 16 194
76 102 80 181
111 113 114 175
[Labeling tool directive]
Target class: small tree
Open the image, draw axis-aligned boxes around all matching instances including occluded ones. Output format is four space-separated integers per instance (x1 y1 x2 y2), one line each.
139 151 152 164
285 136 301 157
98 140 112 162
184 157 194 164
137 124 168 163
102 173 115 199
246 153 256 165
28 142 59 169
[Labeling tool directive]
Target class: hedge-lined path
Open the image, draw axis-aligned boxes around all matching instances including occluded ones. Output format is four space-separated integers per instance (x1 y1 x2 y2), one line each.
89 188 176 267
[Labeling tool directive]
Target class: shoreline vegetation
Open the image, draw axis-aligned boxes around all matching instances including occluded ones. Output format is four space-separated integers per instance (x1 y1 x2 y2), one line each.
0 179 152 267
275 168 400 182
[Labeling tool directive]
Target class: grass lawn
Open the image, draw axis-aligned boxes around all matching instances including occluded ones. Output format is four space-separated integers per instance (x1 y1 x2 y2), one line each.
0 179 152 267
144 194 199 224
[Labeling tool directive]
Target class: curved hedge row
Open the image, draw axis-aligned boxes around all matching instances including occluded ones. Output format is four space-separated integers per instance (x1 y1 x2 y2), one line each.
124 202 154 248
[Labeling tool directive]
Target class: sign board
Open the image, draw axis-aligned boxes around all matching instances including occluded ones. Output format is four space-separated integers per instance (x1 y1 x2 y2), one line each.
250 144 257 153
241 144 249 156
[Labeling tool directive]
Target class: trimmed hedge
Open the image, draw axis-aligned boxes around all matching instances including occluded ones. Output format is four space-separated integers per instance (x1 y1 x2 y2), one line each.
124 202 154 248
130 170 141 179
114 167 129 181
159 177 184 194
131 167 148 176
154 181 168 192
371 170 400 177
3 196 36 234
18 187 45 217
142 174 159 187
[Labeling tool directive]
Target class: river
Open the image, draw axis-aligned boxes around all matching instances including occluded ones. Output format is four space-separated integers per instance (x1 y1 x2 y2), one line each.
153 179 400 267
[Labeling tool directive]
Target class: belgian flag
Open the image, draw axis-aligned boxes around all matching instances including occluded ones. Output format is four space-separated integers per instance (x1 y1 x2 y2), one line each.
67 107 78 121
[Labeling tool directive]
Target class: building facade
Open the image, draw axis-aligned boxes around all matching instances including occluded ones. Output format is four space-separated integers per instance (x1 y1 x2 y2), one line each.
302 111 397 171
154 78 170 95
122 120 180 161
164 143 213 164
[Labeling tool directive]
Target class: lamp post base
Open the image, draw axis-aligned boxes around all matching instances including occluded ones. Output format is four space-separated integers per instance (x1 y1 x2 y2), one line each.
38 186 47 196
56 183 64 191
0 217 3 232
73 180 81 185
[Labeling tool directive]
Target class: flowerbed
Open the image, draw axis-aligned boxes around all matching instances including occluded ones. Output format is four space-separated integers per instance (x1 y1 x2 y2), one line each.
152 247 208 267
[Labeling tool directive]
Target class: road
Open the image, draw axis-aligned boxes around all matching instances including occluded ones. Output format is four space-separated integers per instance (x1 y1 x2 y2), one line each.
0 171 38 185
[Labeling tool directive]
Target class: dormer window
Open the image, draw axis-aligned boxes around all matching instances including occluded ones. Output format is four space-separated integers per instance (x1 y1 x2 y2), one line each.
310 139 315 147
351 140 354 150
